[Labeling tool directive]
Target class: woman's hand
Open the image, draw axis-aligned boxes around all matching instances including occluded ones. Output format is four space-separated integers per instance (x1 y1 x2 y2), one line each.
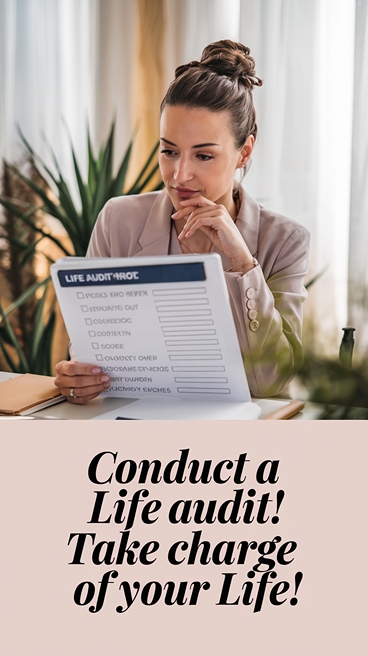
54 359 111 404
172 196 255 272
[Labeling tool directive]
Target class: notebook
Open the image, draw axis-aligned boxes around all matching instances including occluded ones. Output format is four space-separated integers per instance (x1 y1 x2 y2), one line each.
0 374 65 415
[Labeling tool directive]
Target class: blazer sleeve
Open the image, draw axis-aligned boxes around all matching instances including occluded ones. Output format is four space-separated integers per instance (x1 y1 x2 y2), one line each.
86 199 114 257
224 225 310 398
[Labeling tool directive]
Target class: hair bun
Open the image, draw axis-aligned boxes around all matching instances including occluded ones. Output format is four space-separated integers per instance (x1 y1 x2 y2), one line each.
174 60 202 79
200 40 262 90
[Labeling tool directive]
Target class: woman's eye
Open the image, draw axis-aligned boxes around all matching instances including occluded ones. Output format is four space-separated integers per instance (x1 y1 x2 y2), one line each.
160 149 177 157
196 154 213 161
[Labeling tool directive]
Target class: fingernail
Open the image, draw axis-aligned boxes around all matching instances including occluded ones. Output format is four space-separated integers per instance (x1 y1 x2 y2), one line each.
92 367 101 373
101 375 110 382
104 381 111 388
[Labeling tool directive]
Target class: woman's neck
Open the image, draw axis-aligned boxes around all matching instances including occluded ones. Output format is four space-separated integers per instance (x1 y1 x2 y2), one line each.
173 217 213 254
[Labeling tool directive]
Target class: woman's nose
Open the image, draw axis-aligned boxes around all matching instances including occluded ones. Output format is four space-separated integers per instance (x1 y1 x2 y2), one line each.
174 157 194 183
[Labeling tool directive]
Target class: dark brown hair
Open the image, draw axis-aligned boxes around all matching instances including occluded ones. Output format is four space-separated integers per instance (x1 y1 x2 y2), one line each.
160 40 263 149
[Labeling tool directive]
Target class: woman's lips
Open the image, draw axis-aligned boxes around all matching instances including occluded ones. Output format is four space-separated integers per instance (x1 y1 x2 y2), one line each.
173 187 199 199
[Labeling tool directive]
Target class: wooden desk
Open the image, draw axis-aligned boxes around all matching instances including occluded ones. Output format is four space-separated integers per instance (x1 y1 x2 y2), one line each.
0 371 321 419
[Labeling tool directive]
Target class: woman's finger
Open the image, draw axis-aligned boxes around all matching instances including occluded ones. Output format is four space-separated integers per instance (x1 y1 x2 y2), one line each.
178 207 230 238
55 372 110 389
55 360 104 377
60 387 107 404
59 380 111 403
171 195 215 221
54 360 110 389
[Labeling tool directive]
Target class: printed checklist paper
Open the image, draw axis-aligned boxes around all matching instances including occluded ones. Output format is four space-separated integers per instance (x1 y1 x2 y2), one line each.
51 254 251 402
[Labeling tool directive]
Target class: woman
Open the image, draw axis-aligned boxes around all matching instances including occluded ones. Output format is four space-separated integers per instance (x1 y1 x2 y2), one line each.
55 40 310 403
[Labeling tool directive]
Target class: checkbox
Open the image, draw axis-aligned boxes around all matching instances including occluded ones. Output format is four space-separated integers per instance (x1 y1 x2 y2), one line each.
88 331 96 337
96 354 103 361
77 292 84 299
92 342 99 349
85 319 92 325
81 305 88 312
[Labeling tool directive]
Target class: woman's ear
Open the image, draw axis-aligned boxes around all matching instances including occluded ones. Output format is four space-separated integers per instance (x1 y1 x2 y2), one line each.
238 135 255 167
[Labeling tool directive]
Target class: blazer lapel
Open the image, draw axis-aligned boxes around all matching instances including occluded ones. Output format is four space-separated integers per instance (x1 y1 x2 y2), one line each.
236 187 261 257
137 189 173 256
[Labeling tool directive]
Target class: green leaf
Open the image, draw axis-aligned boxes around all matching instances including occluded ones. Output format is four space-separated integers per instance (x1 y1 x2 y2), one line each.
0 325 15 348
0 303 29 371
104 122 115 185
11 210 73 257
17 126 37 158
128 162 161 195
91 140 113 220
108 139 133 198
0 196 39 222
4 278 51 317
127 141 159 192
70 146 93 239
87 126 98 192
7 165 66 224
29 283 51 363
305 264 329 290
19 126 66 196
0 336 20 372
31 304 56 375
0 233 37 251
20 236 45 267
96 122 115 174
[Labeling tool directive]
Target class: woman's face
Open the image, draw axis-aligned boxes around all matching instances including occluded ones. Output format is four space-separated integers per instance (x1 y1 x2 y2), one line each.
159 105 252 214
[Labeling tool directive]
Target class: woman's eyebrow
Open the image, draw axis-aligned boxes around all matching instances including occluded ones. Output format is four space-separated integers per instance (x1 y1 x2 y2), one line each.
160 137 219 148
160 138 177 146
193 143 219 148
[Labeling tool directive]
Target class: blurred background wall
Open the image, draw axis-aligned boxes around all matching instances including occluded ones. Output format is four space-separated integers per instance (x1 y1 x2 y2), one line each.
1 0 367 353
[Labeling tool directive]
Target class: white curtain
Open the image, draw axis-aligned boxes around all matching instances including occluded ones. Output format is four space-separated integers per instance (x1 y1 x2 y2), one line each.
0 0 98 198
92 0 136 174
238 0 357 352
349 0 368 351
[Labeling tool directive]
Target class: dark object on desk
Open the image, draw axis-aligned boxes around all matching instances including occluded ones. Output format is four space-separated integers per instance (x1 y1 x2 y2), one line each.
116 417 139 420
339 327 355 368
297 325 368 418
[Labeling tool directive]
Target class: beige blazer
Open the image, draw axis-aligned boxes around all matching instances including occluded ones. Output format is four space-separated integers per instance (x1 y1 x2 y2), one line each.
87 187 310 397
